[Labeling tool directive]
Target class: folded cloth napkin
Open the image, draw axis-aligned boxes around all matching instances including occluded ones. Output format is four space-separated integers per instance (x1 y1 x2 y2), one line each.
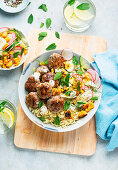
92 50 118 151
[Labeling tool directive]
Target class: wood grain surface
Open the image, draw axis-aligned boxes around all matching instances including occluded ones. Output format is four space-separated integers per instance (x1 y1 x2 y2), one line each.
14 29 107 156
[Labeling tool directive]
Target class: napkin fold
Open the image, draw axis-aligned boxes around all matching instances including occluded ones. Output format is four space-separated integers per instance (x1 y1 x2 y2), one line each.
92 50 118 151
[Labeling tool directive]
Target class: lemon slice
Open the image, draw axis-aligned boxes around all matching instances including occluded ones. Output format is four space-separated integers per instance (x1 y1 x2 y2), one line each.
74 1 94 21
64 5 82 26
0 108 15 128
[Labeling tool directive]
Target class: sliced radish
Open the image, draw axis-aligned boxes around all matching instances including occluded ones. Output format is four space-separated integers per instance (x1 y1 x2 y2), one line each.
94 70 100 84
61 49 73 61
7 32 16 46
95 78 101 89
81 90 93 101
0 27 9 33
84 86 89 91
85 71 94 82
10 46 22 61
87 68 96 82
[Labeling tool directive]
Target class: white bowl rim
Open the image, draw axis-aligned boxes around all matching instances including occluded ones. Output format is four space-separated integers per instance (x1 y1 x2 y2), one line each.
18 49 102 132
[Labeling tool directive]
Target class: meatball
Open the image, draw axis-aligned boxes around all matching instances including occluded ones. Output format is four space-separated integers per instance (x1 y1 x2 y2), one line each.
48 53 65 69
37 82 52 99
26 92 39 108
25 76 40 92
47 96 64 113
37 66 49 75
42 72 59 87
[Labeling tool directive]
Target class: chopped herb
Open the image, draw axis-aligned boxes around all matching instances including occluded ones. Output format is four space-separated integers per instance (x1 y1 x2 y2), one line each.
21 47 24 56
39 116 45 122
13 52 20 58
46 18 51 29
90 97 98 101
65 91 72 96
46 43 56 51
68 0 75 6
77 81 80 91
59 74 70 87
28 14 33 24
64 101 70 111
76 3 90 10
54 72 62 80
72 56 78 65
44 59 48 65
77 69 85 75
55 116 60 125
55 32 60 39
38 32 47 41
38 100 43 109
40 22 44 28
76 101 86 107
38 4 48 12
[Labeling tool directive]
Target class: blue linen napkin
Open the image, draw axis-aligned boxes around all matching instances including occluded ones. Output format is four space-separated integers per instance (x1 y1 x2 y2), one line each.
92 50 118 151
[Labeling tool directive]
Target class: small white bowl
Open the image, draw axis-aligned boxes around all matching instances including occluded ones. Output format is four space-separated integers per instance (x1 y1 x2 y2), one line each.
0 27 29 71
18 50 102 132
0 0 29 13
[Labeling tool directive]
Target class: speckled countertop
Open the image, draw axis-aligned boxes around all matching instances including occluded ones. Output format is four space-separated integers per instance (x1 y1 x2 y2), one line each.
0 0 118 170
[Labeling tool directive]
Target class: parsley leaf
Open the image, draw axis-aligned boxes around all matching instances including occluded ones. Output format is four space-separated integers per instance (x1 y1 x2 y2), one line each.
40 22 44 28
39 116 45 122
64 101 70 111
38 4 47 12
46 18 51 29
13 52 20 58
68 0 75 6
55 116 60 125
54 72 62 80
55 32 60 39
38 100 43 109
72 56 78 65
76 3 90 10
46 43 56 51
28 14 33 24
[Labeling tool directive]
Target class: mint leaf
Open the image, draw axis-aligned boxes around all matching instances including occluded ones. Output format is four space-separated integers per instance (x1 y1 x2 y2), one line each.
28 14 33 24
68 0 75 6
64 101 70 111
38 4 47 12
0 101 7 108
54 72 62 80
21 47 24 56
38 100 43 109
76 3 90 10
13 52 20 58
38 32 47 41
27 2 31 6
65 91 72 96
46 43 56 51
44 59 48 65
90 97 98 101
40 22 44 28
55 116 60 125
39 116 45 122
55 32 60 39
46 18 51 29
72 56 78 65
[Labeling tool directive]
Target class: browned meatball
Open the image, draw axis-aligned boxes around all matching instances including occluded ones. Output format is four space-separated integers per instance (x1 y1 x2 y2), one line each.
42 72 59 87
37 66 49 75
25 76 40 92
37 82 52 99
48 53 65 69
47 96 64 113
26 92 39 108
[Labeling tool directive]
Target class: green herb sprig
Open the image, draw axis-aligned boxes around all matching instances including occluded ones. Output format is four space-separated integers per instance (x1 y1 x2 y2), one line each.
38 4 48 12
55 32 60 39
38 32 47 41
46 18 52 29
46 43 56 51
76 3 90 10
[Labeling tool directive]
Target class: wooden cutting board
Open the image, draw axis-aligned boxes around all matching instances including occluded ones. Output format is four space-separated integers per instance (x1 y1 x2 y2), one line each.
14 29 107 156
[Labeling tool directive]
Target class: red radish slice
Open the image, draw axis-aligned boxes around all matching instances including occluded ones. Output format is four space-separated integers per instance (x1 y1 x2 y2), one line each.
10 46 22 61
61 49 73 61
95 77 101 89
81 90 93 101
87 68 96 82
4 33 17 49
94 70 100 84
85 71 94 82
0 27 9 33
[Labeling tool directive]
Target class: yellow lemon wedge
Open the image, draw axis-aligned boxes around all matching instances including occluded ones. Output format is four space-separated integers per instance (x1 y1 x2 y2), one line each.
64 5 82 26
0 108 15 128
74 2 94 21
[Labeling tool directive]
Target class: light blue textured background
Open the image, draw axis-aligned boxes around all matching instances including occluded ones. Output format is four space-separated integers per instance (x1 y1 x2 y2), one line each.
0 0 118 170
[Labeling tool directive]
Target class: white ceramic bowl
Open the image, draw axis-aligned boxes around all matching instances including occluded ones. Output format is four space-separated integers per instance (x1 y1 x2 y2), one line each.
0 27 29 71
18 50 102 132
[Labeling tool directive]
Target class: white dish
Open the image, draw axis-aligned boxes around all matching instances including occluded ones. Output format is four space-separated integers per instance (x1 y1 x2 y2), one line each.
18 50 102 132
0 0 29 13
